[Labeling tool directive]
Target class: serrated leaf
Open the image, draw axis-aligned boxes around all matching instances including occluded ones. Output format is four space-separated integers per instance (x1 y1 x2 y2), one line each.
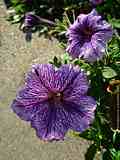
102 67 117 79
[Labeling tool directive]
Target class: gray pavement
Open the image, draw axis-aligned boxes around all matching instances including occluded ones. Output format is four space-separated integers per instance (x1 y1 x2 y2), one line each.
0 2 90 160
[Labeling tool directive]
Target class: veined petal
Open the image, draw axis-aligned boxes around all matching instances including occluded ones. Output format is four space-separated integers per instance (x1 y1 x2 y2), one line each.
16 65 50 105
66 9 113 62
32 64 55 91
64 70 89 97
16 87 48 106
31 102 68 141
66 41 82 58
11 64 97 141
11 100 40 121
92 30 112 43
53 65 80 92
79 42 100 62
63 100 96 132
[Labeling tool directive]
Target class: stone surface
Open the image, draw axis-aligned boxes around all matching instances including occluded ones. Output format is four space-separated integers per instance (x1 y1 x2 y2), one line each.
0 1 90 160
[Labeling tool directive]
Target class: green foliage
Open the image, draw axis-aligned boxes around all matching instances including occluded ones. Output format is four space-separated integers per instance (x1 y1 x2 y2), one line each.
11 0 30 14
49 56 62 67
85 143 98 160
102 150 112 160
108 36 120 62
109 18 120 29
102 148 120 160
50 11 70 40
97 0 120 19
110 149 120 160
102 66 117 79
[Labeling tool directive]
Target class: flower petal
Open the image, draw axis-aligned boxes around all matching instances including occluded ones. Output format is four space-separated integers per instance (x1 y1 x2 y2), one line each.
24 13 40 28
54 65 80 92
66 9 113 62
16 65 50 105
79 41 103 62
66 40 82 58
63 99 96 132
11 64 97 141
79 96 96 112
11 100 39 121
64 70 89 98
31 102 68 140
93 30 112 43
32 64 55 91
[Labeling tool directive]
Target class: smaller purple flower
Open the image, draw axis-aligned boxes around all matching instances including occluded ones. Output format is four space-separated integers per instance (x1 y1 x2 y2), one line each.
24 13 40 28
11 64 96 141
66 9 112 62
90 0 104 5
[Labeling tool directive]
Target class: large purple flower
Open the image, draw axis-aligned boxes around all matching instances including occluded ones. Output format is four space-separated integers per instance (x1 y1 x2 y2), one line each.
66 9 112 62
11 64 96 141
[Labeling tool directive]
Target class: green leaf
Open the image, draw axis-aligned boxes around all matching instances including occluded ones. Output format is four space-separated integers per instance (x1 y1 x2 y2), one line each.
49 56 62 67
79 129 96 141
110 149 120 160
115 151 120 160
62 53 70 64
102 67 117 79
85 143 97 160
102 150 112 160
110 19 120 29
12 14 21 23
14 4 26 14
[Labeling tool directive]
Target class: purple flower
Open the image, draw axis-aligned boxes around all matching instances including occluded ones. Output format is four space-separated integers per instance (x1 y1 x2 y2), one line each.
66 9 112 62
24 13 40 28
11 64 96 141
90 0 103 5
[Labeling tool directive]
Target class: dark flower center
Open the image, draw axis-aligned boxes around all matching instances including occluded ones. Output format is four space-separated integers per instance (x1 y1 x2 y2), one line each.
48 92 64 103
83 27 94 40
